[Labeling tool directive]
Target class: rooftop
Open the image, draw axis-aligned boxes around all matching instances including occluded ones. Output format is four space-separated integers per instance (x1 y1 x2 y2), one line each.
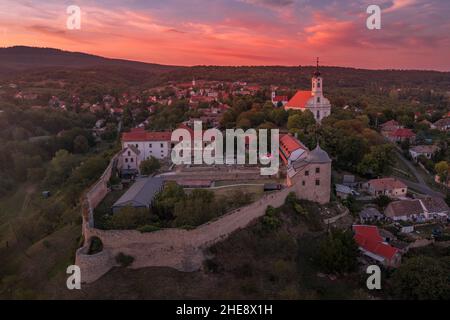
113 177 165 210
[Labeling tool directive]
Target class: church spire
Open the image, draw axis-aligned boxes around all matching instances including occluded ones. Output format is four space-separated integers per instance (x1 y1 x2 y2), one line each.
313 57 321 77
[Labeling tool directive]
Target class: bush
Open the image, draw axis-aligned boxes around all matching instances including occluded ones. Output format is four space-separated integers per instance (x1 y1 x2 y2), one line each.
110 207 149 229
139 157 161 175
262 206 281 231
316 229 358 274
115 253 134 267
88 237 103 255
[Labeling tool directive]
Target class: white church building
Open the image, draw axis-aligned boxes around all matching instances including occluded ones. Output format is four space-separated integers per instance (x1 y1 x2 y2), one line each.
284 59 331 122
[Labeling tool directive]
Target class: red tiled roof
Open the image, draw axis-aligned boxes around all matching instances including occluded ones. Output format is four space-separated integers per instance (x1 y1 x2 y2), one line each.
285 90 312 109
273 96 288 102
367 178 406 191
353 225 399 261
389 128 415 138
279 134 307 164
122 130 172 142
380 120 400 128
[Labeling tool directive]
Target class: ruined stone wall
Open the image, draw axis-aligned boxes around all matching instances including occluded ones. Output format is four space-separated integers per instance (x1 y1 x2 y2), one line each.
76 170 294 283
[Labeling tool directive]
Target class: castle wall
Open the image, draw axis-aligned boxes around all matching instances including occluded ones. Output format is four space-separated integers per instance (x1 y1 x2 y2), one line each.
76 154 295 283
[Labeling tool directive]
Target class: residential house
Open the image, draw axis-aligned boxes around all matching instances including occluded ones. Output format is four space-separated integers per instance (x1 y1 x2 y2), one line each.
385 197 450 222
117 145 141 175
433 118 450 132
353 225 401 268
335 184 359 199
271 91 288 107
112 177 164 214
359 207 384 224
380 120 402 137
364 178 407 198
387 128 416 143
409 145 439 161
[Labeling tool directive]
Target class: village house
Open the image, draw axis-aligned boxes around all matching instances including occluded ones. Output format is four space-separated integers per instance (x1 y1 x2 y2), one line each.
432 118 450 131
364 178 407 198
117 145 141 176
284 60 331 122
353 225 401 268
359 207 384 224
380 120 402 137
386 128 416 143
335 184 359 199
271 91 288 107
385 197 450 222
409 145 439 161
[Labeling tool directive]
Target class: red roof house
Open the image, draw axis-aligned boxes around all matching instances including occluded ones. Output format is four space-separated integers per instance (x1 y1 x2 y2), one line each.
353 225 401 267
387 128 416 143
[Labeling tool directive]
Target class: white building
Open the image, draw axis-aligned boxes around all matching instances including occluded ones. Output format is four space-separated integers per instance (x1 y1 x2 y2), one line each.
409 145 439 162
121 128 172 161
117 145 141 173
284 59 331 122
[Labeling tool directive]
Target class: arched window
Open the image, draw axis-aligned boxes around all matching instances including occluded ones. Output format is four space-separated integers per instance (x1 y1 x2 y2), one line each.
317 110 320 119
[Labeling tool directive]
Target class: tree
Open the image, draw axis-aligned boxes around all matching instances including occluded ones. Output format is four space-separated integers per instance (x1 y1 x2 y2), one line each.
390 256 450 300
73 135 89 154
44 150 78 186
316 229 358 274
357 144 394 177
139 157 161 175
287 110 315 131
435 161 449 185
110 207 149 229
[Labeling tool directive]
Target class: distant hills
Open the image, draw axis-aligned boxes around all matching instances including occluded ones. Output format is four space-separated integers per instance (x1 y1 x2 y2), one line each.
1 46 449 90
0 46 180 72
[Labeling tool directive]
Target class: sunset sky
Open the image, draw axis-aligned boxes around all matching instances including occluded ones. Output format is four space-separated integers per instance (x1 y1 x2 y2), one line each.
0 0 449 70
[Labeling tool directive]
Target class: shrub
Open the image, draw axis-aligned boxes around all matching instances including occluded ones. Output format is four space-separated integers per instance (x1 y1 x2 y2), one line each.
115 252 134 267
88 237 103 255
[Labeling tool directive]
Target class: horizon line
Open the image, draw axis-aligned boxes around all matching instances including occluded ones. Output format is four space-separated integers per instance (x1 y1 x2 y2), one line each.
2 45 450 73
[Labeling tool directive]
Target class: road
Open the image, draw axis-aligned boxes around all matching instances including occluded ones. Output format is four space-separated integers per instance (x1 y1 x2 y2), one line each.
395 149 444 198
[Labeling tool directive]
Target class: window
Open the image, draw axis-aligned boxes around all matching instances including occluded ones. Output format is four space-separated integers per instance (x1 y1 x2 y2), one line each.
130 158 134 163
317 97 320 103
316 110 320 119
149 143 152 148
316 167 320 174
135 144 138 148
127 151 131 156
305 170 309 176
125 158 128 163
302 181 306 186
317 81 321 88
160 143 163 148
315 179 320 186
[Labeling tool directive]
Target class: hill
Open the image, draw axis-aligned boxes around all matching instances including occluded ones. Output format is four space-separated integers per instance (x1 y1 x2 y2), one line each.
0 46 180 73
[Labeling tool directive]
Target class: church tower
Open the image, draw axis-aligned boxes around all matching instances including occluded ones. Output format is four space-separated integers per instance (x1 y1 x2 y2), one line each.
311 57 323 97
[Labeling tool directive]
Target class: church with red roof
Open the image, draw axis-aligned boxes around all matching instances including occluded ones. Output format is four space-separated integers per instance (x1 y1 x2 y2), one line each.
284 59 331 123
